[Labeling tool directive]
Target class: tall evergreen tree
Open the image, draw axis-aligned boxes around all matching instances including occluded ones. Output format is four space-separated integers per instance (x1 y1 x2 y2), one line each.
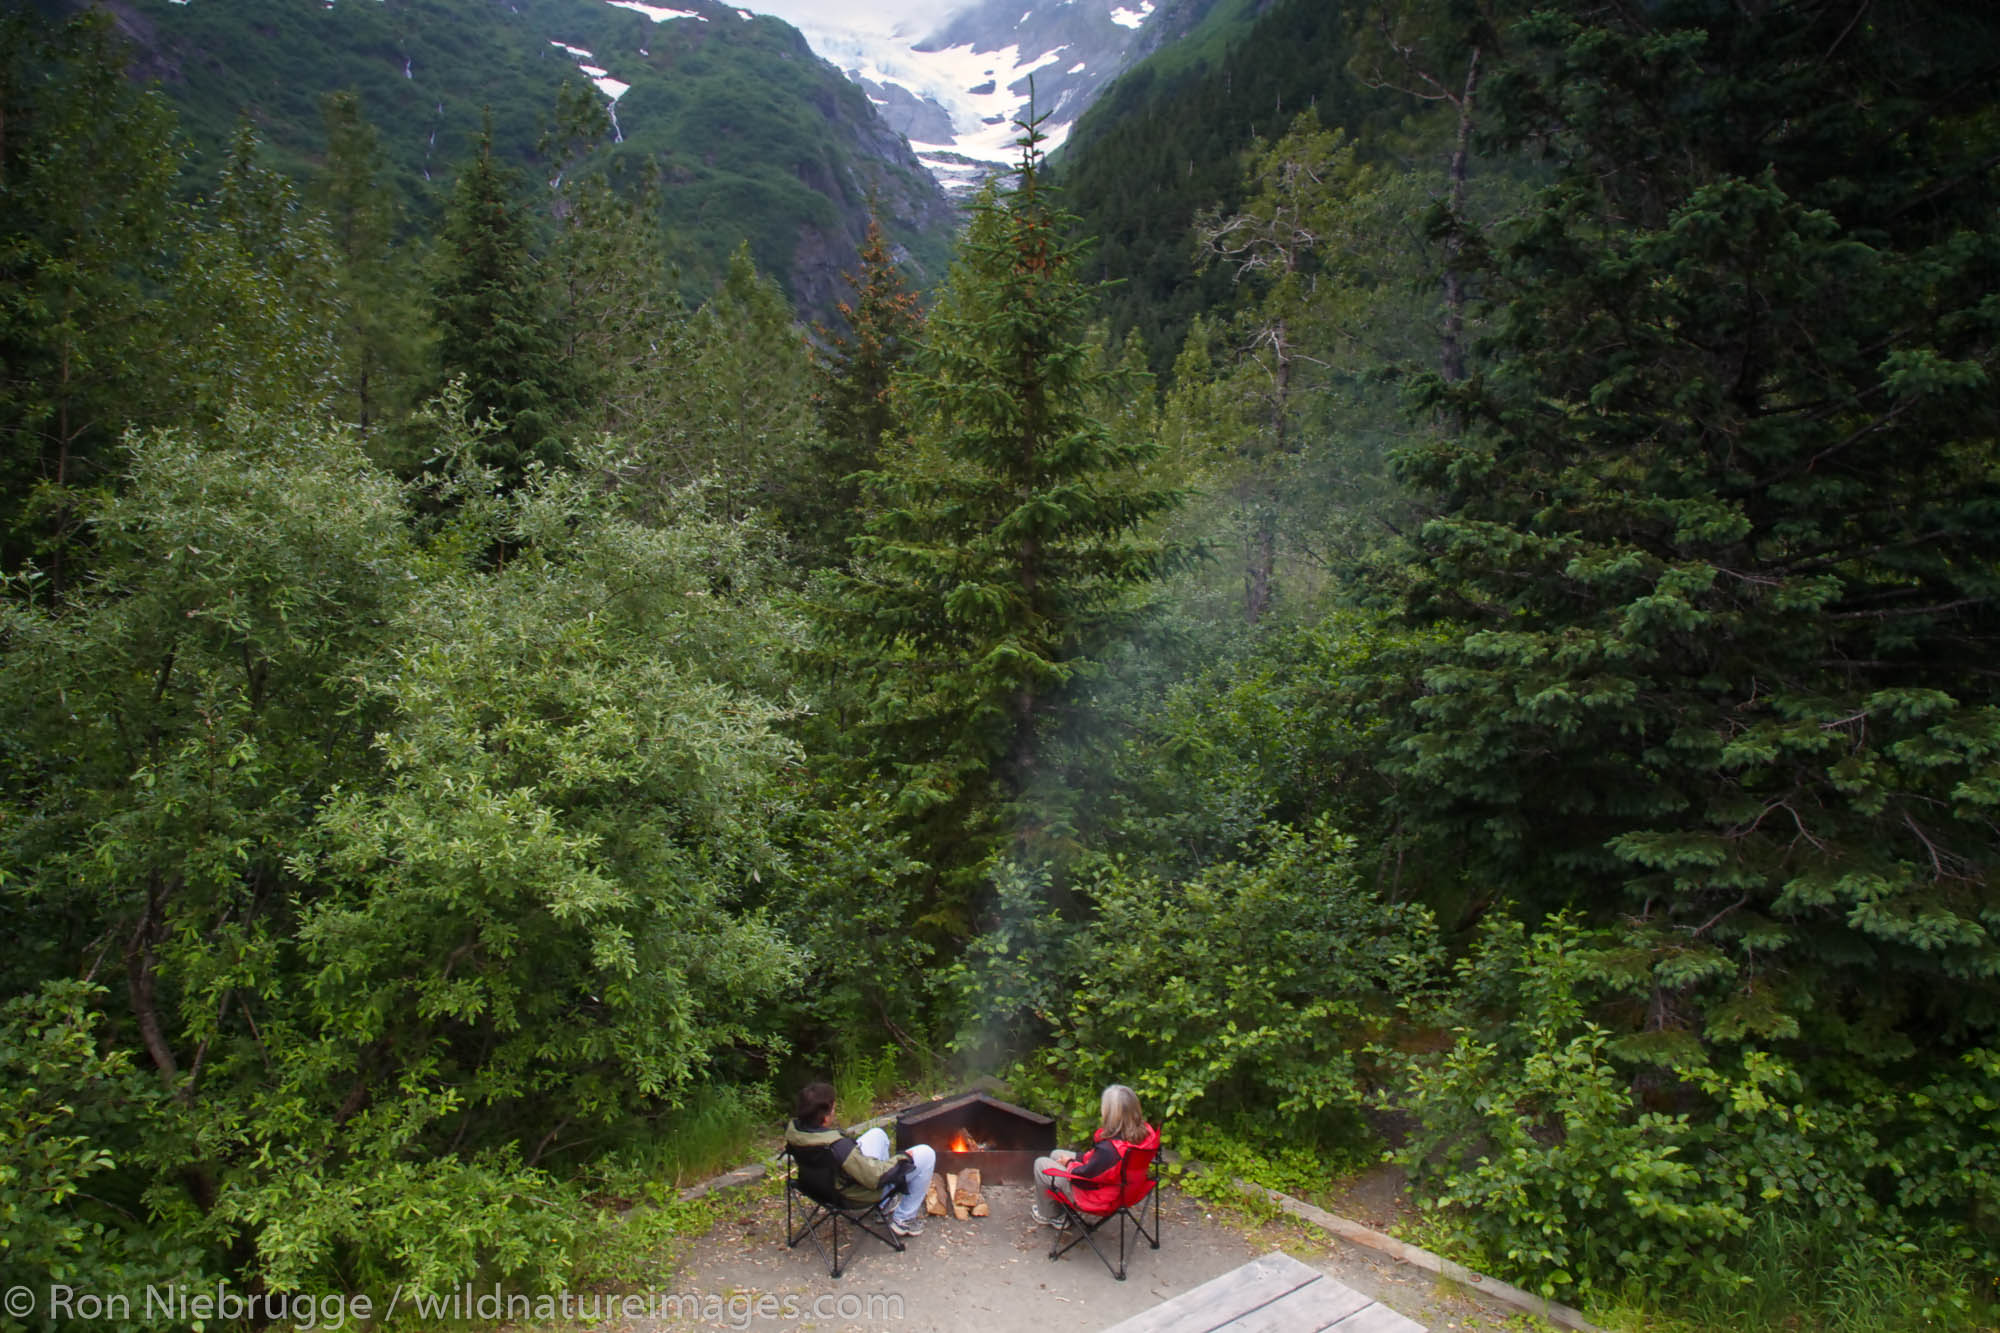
429 113 573 484
813 121 1189 915
1387 1 2000 1052
1350 0 1517 385
805 213 924 566
691 243 820 521
539 77 681 450
1198 114 1379 622
0 11 180 588
311 90 426 459
166 121 343 429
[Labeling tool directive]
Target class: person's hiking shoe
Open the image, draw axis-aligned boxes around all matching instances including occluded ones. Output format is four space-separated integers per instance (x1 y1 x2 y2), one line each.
889 1215 925 1237
1030 1206 1071 1229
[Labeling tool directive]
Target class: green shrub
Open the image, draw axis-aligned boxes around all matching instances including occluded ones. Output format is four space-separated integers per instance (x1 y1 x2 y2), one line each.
833 1045 903 1121
207 1149 580 1299
570 1081 775 1199
1169 1117 1379 1204
1389 913 2000 1307
999 817 1442 1126
0 982 206 1329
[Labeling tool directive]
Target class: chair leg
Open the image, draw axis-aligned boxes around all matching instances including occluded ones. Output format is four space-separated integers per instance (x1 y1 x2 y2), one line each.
1048 1188 1163 1281
1135 1184 1161 1249
790 1191 910 1278
787 1192 837 1277
786 1185 815 1251
1049 1202 1126 1280
827 1206 902 1279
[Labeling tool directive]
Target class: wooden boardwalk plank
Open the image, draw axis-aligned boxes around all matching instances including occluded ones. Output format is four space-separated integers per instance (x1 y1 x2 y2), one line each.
1219 1277 1372 1333
1098 1252 1427 1333
1097 1253 1320 1333
1328 1303 1428 1333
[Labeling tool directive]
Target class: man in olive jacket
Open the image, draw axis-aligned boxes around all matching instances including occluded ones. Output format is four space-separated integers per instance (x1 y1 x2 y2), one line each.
784 1081 937 1236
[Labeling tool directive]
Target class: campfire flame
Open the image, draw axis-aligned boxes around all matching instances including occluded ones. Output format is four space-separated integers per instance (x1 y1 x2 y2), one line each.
947 1131 991 1153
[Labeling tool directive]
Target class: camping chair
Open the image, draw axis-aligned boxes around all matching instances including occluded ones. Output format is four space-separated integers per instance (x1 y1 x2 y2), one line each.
1042 1132 1162 1280
783 1142 906 1278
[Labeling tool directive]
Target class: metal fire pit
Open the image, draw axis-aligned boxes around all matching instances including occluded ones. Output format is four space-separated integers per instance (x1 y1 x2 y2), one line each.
895 1091 1056 1185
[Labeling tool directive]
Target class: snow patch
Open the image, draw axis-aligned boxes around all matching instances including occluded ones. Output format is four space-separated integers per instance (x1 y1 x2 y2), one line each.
551 36 629 137
579 65 631 100
604 0 707 21
1067 61 1086 74
1109 2 1153 29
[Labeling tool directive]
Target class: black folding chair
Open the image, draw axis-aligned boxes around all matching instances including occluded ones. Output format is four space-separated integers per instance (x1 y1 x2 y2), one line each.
1043 1135 1162 1280
783 1143 906 1278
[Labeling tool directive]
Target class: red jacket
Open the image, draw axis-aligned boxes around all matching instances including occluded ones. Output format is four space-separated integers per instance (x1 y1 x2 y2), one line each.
1065 1122 1159 1213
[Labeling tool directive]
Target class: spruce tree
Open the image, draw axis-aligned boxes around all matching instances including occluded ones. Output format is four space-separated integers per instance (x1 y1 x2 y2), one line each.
540 76 679 449
814 121 1188 910
166 121 342 429
0 11 180 587
311 91 425 459
692 243 820 521
1386 2 2000 1052
805 213 924 566
1197 113 1380 622
429 113 573 484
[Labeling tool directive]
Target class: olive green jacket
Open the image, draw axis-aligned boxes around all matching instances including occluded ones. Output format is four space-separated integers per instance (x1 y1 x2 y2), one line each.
784 1120 911 1206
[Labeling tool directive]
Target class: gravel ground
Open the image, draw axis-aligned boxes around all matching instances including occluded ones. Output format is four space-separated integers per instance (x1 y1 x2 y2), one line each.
533 1171 1523 1333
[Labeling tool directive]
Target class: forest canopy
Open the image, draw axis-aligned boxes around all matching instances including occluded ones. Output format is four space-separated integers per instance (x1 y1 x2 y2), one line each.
3 3 1998 1329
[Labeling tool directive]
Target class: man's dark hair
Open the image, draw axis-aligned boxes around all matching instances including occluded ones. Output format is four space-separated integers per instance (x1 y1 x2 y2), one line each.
794 1080 836 1126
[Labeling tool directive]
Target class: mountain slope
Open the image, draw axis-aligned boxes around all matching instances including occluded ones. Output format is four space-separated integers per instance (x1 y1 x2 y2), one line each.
1053 0 1413 369
59 0 958 311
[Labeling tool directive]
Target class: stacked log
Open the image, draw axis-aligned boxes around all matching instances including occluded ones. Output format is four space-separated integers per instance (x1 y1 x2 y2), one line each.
937 1170 989 1218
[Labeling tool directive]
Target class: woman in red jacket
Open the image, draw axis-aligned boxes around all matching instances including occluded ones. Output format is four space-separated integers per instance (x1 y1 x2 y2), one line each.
1032 1083 1158 1226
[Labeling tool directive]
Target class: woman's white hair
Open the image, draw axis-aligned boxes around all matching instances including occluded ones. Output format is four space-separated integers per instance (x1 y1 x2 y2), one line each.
1099 1083 1146 1142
